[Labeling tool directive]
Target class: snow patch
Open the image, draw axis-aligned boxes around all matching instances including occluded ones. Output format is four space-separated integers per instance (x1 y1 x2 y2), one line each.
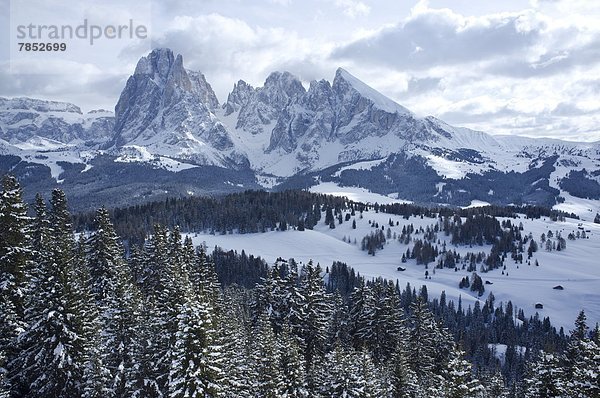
309 182 412 205
333 158 387 177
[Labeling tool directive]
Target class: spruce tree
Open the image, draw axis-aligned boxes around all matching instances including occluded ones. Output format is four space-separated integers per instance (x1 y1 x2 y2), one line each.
387 342 419 398
85 207 122 304
0 350 8 398
85 207 143 396
298 261 331 372
12 189 96 397
444 347 484 398
407 297 438 379
168 286 222 398
0 175 30 391
523 352 566 398
219 289 253 397
252 311 284 397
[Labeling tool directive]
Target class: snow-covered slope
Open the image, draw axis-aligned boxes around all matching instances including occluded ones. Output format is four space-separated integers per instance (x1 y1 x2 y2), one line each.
188 204 600 330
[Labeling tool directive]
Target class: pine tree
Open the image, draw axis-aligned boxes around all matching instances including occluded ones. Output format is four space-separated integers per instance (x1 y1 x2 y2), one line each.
85 208 143 396
327 291 350 346
407 298 438 378
483 371 508 397
143 226 185 395
251 311 284 397
388 342 419 398
82 328 112 398
168 286 222 398
564 311 600 397
128 299 162 398
219 288 253 397
349 279 376 350
195 247 222 315
317 344 385 398
85 207 122 304
279 324 308 398
298 261 331 372
373 280 403 361
11 189 96 397
0 350 8 398
444 348 484 398
523 352 566 398
0 175 30 392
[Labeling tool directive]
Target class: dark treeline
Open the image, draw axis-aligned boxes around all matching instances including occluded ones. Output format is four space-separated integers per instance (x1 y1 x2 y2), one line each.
71 190 578 247
73 190 354 245
379 202 577 221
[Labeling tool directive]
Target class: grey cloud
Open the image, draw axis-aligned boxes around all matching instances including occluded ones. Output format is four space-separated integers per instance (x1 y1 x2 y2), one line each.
486 37 600 78
438 106 520 125
551 102 595 117
0 68 124 111
393 76 441 99
331 9 541 70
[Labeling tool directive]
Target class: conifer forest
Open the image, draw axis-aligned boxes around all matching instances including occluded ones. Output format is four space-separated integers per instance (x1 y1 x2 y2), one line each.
1 175 599 397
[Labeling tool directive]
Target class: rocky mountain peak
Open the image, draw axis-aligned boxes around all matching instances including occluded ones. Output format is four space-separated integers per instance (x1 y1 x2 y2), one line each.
133 48 176 80
0 97 83 114
233 71 306 135
332 67 412 116
0 97 113 147
111 48 243 168
224 80 255 116
260 71 306 109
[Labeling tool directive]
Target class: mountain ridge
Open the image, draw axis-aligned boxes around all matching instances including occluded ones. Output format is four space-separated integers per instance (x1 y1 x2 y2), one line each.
1 48 599 213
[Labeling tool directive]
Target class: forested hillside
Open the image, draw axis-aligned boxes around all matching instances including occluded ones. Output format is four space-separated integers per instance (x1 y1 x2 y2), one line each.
1 176 599 397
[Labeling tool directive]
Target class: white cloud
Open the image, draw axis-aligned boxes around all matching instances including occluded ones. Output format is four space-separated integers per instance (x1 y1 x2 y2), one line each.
333 0 370 18
1 0 599 141
328 2 600 141
154 13 331 100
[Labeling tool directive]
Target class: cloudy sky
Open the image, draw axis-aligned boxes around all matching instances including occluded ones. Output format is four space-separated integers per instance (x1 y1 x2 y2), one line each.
1 0 600 141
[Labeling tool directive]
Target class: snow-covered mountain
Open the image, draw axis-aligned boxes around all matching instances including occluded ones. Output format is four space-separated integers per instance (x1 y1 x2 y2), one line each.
0 97 114 149
112 48 247 169
1 48 599 213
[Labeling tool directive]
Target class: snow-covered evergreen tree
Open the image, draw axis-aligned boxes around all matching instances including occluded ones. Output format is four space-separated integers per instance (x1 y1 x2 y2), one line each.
279 324 308 398
0 350 8 398
85 207 143 396
387 341 419 398
564 310 600 397
219 289 254 397
523 352 566 398
0 176 30 393
298 261 331 377
251 311 284 397
444 348 484 398
407 297 438 379
318 344 385 398
349 279 376 350
85 207 122 304
168 286 222 398
11 189 96 397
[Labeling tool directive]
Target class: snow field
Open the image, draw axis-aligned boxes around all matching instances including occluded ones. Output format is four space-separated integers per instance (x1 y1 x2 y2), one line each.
187 205 600 331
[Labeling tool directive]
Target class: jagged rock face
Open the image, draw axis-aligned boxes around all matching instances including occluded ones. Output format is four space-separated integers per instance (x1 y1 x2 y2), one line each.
188 71 220 110
332 68 419 144
244 68 445 172
268 79 335 154
112 48 245 168
224 80 255 116
0 97 113 147
234 71 306 135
